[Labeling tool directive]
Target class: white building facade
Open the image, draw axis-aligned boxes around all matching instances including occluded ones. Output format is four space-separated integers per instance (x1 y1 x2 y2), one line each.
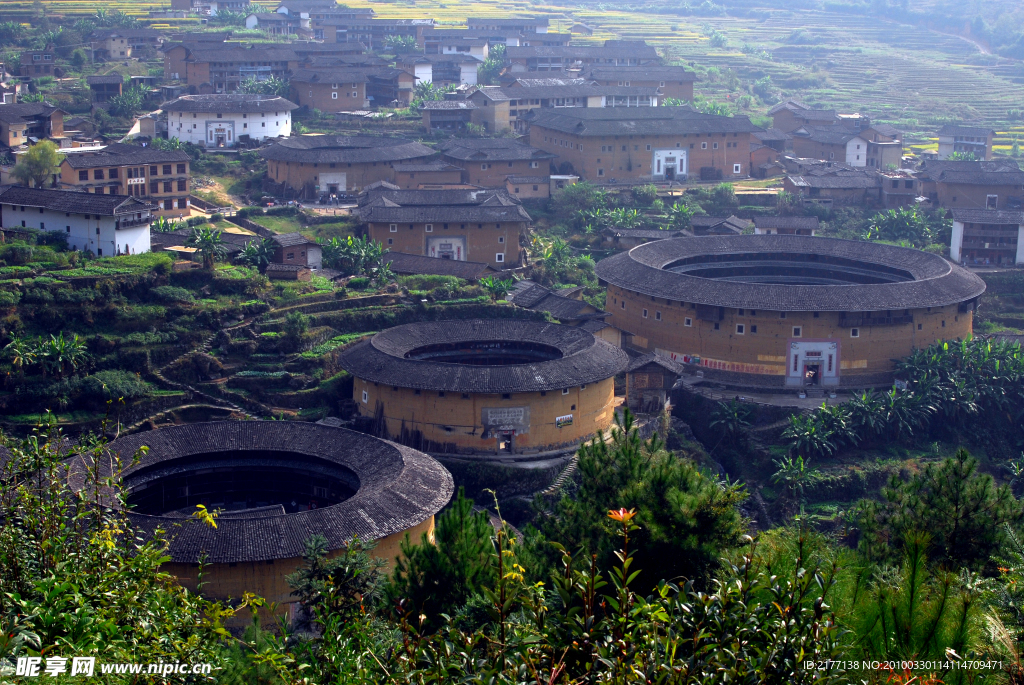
163 94 298 148
0 187 152 256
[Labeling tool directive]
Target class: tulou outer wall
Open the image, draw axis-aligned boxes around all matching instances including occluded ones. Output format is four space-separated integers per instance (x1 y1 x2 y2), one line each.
162 516 435 619
353 377 617 455
607 285 973 377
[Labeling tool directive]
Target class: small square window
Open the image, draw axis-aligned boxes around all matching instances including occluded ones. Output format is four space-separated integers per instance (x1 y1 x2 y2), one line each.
941 320 946 327
851 328 860 338
361 390 368 403
780 312 787 319
646 144 651 151
714 322 720 330
562 388 569 395
713 142 719 150
389 224 397 232
684 317 692 327
750 325 757 333
736 324 745 334
793 327 802 337
496 253 505 263
642 309 648 318
425 224 433 232
621 301 625 309
917 323 922 330
502 393 511 400
387 238 393 245
733 164 742 174
462 393 470 399
655 311 661 321
701 142 707 149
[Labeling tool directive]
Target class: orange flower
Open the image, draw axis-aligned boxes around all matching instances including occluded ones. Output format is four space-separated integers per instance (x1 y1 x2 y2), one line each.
608 508 636 522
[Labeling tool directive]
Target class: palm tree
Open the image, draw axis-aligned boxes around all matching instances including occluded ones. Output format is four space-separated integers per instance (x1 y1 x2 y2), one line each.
709 400 752 446
3 336 35 380
237 238 276 272
185 226 227 270
480 276 515 301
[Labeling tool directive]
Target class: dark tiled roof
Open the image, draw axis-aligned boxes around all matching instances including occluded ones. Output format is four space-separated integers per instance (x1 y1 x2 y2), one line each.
627 352 685 375
937 169 1024 185
62 142 190 169
506 175 548 183
793 109 837 122
386 251 495 279
508 282 604 322
420 100 477 110
271 232 318 247
163 94 298 113
0 186 152 215
595 235 986 312
337 320 628 392
950 209 1024 224
258 135 434 164
867 123 901 138
794 125 860 144
690 215 751 234
507 42 658 60
0 103 63 125
768 99 810 115
526 106 761 137
71 422 453 564
753 216 820 230
467 16 549 26
754 128 790 142
440 138 555 162
937 124 995 136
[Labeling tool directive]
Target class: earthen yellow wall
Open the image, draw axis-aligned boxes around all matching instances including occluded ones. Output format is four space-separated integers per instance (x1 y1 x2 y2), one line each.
367 220 524 268
163 515 435 613
353 378 617 454
267 156 432 195
606 285 973 376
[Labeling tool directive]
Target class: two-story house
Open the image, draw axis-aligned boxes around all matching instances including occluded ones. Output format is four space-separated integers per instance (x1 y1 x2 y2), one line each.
583 65 697 102
0 103 65 147
59 142 192 216
936 124 995 161
439 138 556 187
0 186 152 256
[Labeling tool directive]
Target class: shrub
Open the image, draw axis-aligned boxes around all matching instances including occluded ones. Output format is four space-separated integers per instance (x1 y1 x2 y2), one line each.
81 369 151 401
347 277 370 290
150 285 195 303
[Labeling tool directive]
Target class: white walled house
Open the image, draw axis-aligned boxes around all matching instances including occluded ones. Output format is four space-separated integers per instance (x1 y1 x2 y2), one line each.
163 94 298 148
0 186 152 256
949 208 1024 266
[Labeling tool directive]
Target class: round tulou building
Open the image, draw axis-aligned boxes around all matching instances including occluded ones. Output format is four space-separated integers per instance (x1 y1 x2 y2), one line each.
71 422 452 616
337 320 630 457
596 235 986 387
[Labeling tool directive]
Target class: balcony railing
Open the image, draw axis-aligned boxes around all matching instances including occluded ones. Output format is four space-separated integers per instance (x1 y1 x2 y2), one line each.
838 315 914 327
116 217 151 228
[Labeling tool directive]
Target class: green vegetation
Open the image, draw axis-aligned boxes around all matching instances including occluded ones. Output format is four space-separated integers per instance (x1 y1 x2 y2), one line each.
10 140 63 189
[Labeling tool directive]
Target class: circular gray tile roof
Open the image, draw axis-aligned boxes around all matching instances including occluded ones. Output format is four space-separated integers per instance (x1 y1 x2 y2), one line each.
337 319 629 393
596 235 986 312
67 422 453 564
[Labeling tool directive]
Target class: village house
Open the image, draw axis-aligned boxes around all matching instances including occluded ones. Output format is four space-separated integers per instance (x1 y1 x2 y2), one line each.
879 169 920 208
936 124 995 160
582 65 697 102
276 0 375 21
315 18 435 50
0 186 152 256
789 126 901 169
365 68 417 107
506 175 551 199
89 29 166 60
423 28 523 54
164 44 301 92
0 103 65 148
392 162 464 189
917 159 1024 210
271 232 322 269
783 168 881 206
603 227 686 249
163 94 297 147
420 100 477 132
949 208 1024 266
752 216 819 235
17 45 57 78
260 135 435 197
439 138 556 187
396 54 482 86
769 100 839 133
86 74 124 104
289 68 370 111
357 187 531 268
59 142 192 217
385 251 496 280
526 107 762 182
463 87 512 133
